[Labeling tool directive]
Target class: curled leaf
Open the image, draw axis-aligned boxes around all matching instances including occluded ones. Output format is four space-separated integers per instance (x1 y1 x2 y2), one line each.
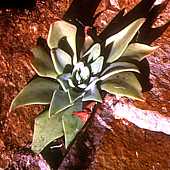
101 72 144 101
72 62 90 83
90 56 104 75
100 62 140 81
106 18 145 63
51 48 72 75
121 43 158 61
83 43 101 62
31 47 57 79
10 77 58 111
47 20 77 65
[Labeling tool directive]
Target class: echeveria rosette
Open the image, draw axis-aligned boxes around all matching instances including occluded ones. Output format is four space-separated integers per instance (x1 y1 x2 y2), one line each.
10 19 157 153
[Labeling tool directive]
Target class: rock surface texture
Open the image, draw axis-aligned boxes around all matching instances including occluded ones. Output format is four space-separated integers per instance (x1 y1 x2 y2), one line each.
0 0 170 169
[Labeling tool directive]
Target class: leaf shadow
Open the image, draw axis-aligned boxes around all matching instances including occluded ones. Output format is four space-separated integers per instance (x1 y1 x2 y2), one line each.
99 0 169 92
64 0 102 58
64 0 102 27
41 0 170 169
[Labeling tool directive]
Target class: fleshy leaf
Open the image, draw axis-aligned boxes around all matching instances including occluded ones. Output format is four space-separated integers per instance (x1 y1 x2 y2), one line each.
68 79 75 88
49 90 73 117
106 18 145 63
69 89 83 102
31 47 58 79
83 43 100 62
10 77 58 111
51 48 72 75
80 66 90 81
62 114 83 148
90 56 104 75
58 73 72 90
100 62 140 81
78 83 87 89
83 85 102 102
72 62 90 81
121 43 158 61
101 72 144 101
85 77 100 91
62 101 83 148
47 20 77 65
31 110 63 153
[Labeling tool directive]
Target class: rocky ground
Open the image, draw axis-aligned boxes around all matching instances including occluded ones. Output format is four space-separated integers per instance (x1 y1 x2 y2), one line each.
0 0 170 169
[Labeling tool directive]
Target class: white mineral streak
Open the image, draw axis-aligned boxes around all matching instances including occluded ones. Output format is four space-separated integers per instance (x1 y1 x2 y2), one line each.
154 0 166 6
109 0 120 9
111 102 170 135
38 154 51 170
96 114 113 131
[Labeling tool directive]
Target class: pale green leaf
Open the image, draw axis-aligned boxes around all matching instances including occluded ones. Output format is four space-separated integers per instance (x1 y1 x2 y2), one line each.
31 47 58 79
68 78 75 88
62 114 83 148
78 83 87 89
31 109 63 153
83 85 102 102
10 77 58 111
90 56 104 75
101 72 144 101
51 48 72 75
79 66 90 81
106 18 145 63
72 62 90 81
121 43 158 61
62 101 83 148
82 43 100 62
47 20 77 65
69 89 83 102
49 90 73 117
100 62 140 81
85 77 100 91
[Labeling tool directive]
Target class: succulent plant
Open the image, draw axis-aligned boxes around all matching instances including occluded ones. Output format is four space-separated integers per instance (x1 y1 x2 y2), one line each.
10 18 157 153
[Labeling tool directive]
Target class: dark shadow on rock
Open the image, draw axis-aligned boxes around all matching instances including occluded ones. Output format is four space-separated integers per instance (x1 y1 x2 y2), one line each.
138 0 170 44
64 0 101 27
99 0 169 92
99 0 156 40
58 104 108 170
0 0 35 8
138 59 153 92
41 137 66 169
40 0 169 169
64 0 102 58
118 57 153 92
99 0 169 44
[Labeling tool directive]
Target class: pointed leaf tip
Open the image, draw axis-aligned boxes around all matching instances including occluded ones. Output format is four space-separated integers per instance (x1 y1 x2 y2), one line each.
10 77 59 111
101 72 144 101
106 18 146 63
47 20 77 65
31 47 58 79
121 43 159 61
